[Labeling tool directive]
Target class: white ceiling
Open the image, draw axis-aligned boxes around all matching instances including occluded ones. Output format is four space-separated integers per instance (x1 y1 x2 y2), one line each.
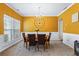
6 3 71 16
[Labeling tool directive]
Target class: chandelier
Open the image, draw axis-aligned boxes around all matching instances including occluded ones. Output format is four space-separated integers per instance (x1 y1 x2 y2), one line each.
34 6 45 32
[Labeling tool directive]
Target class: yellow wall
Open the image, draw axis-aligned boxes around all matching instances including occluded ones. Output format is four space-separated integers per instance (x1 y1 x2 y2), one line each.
59 3 79 34
0 3 23 34
0 3 58 33
23 16 58 32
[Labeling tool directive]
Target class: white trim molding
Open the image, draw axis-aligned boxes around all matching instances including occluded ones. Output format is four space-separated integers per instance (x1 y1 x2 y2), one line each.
0 39 22 52
57 3 75 16
0 34 22 52
21 32 60 40
5 3 24 17
63 33 79 49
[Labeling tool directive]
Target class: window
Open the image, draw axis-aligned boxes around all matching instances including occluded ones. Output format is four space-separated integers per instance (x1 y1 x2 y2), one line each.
4 14 20 41
72 12 79 23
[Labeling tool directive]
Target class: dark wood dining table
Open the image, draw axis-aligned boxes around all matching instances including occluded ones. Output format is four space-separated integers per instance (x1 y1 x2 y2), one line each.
25 34 49 49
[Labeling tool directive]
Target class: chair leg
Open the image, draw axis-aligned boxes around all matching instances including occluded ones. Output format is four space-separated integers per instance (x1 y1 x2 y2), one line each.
26 42 27 48
43 45 45 51
46 41 50 48
35 44 39 51
45 42 47 49
35 45 36 51
37 45 39 51
28 43 30 51
28 46 30 51
48 42 50 48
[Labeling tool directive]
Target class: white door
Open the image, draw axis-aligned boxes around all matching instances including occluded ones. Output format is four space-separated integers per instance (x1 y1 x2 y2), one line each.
58 18 63 41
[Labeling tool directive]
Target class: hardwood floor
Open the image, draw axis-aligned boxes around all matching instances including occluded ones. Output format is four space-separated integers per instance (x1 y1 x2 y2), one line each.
0 40 74 56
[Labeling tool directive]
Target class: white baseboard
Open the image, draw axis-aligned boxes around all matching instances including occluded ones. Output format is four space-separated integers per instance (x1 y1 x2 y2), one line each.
0 33 22 52
63 33 79 49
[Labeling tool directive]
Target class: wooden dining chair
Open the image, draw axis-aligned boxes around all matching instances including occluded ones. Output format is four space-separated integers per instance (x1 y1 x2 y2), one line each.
37 34 46 51
47 32 51 48
27 34 36 51
22 33 28 48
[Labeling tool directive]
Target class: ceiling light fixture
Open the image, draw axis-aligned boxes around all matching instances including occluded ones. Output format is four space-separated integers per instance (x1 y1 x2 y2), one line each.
34 6 45 32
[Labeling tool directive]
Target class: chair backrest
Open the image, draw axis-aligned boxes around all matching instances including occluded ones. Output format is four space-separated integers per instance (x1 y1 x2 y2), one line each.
48 33 51 41
22 33 26 42
28 34 36 46
74 40 79 56
37 34 46 45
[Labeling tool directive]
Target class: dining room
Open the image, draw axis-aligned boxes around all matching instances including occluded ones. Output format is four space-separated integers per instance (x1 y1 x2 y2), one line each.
0 3 77 56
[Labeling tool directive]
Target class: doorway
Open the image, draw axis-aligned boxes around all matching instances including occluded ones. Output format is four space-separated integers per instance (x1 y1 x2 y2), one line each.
58 18 63 41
